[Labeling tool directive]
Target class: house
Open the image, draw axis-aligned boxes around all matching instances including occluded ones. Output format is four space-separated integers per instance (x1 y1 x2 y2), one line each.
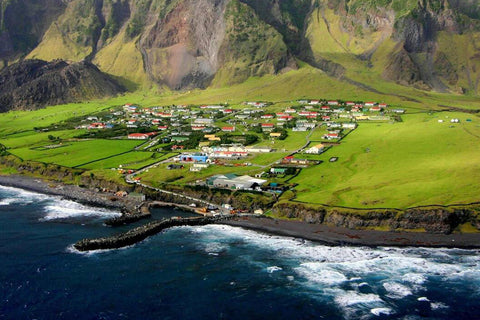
270 167 288 174
123 104 137 112
127 119 138 128
365 102 377 107
171 145 184 151
88 122 107 129
191 126 206 131
292 126 308 132
345 102 355 106
246 102 266 108
204 134 221 141
342 123 357 129
222 109 234 114
261 114 274 119
370 106 382 112
324 133 339 140
245 146 272 153
206 174 266 190
128 132 156 140
379 103 388 108
282 156 309 165
321 106 331 111
306 143 325 154
285 109 296 113
392 109 405 114
158 125 168 130
261 123 275 131
179 153 209 163
277 115 294 122
222 126 235 132
270 132 282 138
309 100 320 105
194 118 214 125
355 115 370 121
322 115 331 121
328 100 339 106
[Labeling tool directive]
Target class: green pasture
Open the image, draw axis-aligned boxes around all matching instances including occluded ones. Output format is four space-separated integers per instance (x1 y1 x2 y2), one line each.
0 101 114 136
291 112 480 209
253 130 309 152
10 139 141 168
79 152 177 170
309 126 329 141
1 130 85 149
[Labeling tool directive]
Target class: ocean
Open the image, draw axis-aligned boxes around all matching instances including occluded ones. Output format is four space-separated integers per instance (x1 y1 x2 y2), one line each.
0 185 479 320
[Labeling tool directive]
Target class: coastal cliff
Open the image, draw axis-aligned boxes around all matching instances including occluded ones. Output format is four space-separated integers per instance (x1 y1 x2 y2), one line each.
272 202 480 234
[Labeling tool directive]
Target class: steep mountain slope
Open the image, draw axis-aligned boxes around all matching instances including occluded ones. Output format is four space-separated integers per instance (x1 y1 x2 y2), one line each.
0 59 125 111
1 0 480 95
25 0 295 90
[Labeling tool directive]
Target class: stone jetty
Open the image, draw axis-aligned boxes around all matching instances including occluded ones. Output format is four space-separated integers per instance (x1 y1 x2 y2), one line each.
74 216 229 251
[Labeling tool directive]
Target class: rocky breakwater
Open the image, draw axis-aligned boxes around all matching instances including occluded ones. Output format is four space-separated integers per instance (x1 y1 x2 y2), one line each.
74 216 230 251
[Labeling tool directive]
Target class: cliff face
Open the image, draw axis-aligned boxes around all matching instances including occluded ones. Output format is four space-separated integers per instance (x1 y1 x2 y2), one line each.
272 202 480 234
0 59 125 111
1 0 480 93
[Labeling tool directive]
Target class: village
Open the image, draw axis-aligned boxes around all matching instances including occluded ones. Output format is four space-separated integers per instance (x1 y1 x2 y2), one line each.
61 98 404 204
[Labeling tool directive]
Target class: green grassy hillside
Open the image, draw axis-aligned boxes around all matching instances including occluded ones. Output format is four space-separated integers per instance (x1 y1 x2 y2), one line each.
292 112 480 209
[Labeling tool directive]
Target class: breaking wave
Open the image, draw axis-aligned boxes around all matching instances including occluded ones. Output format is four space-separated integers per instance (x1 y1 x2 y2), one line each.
179 224 480 318
0 185 49 205
0 185 120 221
41 199 120 221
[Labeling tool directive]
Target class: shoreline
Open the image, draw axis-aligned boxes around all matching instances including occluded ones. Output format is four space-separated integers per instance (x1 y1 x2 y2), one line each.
0 174 141 212
222 216 480 249
1 174 480 249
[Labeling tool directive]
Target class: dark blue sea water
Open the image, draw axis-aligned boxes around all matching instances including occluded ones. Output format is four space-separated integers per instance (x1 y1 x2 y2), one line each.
0 185 479 320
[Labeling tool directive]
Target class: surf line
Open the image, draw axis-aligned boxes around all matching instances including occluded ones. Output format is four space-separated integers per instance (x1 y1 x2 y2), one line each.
74 216 233 251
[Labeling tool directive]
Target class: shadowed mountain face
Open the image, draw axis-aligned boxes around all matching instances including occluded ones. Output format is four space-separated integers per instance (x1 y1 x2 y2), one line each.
1 0 480 94
0 59 125 111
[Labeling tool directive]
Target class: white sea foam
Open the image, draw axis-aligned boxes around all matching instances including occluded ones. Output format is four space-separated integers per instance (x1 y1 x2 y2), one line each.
383 282 413 299
179 224 480 313
66 244 133 256
402 273 426 285
417 297 430 302
370 307 393 316
430 302 449 310
41 199 120 221
266 266 282 273
0 198 14 206
0 185 49 205
295 264 348 285
334 291 384 307
203 242 227 256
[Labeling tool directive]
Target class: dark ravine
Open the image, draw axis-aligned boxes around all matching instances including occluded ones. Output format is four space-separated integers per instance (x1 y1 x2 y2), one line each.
74 216 231 251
